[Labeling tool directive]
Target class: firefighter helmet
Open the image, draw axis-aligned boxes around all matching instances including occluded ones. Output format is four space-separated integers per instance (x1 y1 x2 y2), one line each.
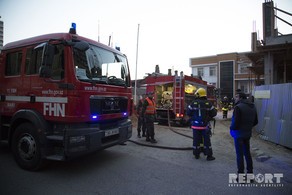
195 88 207 97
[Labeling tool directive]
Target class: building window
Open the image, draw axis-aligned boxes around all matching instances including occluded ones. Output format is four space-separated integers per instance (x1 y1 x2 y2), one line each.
209 67 216 76
240 85 249 93
198 67 204 77
238 63 249 74
219 61 234 99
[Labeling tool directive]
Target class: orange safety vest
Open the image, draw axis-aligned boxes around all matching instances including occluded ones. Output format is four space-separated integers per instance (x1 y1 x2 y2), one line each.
145 97 155 115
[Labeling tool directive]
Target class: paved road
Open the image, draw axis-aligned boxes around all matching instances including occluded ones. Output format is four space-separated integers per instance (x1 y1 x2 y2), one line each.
0 112 291 195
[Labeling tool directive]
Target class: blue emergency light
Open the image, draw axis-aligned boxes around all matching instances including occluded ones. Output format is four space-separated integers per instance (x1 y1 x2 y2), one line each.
72 23 76 29
69 22 77 34
91 115 98 119
92 112 127 120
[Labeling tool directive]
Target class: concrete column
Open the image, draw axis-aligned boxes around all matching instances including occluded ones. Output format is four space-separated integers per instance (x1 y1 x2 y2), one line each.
264 52 273 84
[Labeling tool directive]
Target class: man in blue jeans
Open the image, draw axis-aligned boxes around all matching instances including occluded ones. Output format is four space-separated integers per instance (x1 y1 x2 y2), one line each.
230 92 258 175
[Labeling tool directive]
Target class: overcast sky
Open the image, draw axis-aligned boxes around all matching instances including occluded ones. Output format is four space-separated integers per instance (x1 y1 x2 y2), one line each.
0 0 291 79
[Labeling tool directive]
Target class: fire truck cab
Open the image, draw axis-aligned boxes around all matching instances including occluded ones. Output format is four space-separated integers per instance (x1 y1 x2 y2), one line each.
0 26 132 170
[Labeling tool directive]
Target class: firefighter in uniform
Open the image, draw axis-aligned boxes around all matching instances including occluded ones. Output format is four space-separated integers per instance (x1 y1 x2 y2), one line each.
136 95 146 138
187 88 217 161
141 91 157 143
221 96 229 119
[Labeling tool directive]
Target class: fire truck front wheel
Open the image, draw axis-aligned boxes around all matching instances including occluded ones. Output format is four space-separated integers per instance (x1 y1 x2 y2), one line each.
12 123 46 171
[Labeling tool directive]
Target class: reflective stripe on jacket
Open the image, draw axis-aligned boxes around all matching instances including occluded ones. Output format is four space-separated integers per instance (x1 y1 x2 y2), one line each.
145 97 155 115
191 125 207 130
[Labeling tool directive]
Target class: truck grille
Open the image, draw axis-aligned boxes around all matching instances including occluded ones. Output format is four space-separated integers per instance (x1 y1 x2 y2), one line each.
90 96 128 115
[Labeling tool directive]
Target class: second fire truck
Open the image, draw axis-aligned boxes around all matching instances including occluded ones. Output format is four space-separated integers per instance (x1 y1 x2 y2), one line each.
144 71 210 125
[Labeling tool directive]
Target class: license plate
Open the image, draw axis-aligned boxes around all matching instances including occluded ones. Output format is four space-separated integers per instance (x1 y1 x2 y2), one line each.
105 129 119 137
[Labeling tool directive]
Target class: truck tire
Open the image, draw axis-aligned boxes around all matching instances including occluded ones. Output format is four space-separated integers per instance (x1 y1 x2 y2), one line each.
12 123 46 171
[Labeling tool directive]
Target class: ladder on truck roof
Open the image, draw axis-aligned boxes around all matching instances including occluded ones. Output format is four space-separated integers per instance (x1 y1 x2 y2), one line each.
174 75 182 116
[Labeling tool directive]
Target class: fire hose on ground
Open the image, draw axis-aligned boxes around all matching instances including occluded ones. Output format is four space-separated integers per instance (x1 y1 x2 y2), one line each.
127 109 195 150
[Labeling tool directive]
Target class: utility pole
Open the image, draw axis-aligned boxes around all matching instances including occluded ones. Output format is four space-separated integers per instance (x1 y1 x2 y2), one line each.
98 20 100 42
134 24 140 105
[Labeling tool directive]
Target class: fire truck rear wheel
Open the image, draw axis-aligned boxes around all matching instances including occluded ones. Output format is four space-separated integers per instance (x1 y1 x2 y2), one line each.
12 123 46 171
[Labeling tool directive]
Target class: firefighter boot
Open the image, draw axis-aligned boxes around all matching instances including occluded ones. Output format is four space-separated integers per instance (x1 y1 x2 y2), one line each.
193 150 200 159
206 156 215 161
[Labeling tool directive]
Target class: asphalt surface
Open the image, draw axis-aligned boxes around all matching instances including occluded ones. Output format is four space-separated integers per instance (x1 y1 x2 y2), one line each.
0 111 291 194
130 111 292 192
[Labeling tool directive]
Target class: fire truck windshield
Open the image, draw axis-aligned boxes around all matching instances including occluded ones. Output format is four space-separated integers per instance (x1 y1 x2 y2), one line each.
74 44 130 87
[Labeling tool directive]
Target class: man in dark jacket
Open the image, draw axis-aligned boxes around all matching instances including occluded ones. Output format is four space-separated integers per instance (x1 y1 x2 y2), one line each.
230 92 258 175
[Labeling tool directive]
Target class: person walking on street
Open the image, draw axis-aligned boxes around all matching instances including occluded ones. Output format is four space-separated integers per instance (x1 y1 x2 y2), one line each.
136 95 146 138
141 91 157 143
187 88 217 161
230 92 258 175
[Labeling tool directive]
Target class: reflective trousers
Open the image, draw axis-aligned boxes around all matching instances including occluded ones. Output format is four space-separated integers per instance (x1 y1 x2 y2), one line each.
192 128 213 156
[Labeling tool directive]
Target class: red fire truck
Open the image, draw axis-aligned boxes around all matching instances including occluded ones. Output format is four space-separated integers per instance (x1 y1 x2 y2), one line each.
145 71 208 125
207 84 217 107
0 25 133 170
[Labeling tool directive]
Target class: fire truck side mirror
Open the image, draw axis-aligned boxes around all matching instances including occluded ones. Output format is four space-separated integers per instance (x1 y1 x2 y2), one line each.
66 40 89 51
34 42 54 78
36 43 55 78
73 41 89 51
43 43 55 66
